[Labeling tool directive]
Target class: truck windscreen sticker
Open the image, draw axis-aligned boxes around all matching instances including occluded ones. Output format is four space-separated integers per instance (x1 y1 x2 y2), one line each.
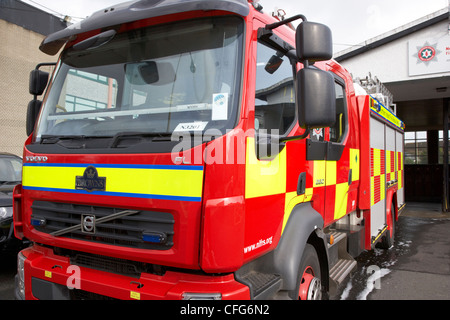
212 93 229 121
173 121 208 132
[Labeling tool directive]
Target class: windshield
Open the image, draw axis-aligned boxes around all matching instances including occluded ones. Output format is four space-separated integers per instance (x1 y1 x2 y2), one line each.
35 17 244 143
0 156 22 183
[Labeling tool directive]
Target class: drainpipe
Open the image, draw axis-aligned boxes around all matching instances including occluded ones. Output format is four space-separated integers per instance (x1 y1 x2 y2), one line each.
443 98 449 212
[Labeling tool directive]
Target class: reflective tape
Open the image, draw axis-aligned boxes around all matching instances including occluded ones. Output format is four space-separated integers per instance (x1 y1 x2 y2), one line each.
22 163 204 202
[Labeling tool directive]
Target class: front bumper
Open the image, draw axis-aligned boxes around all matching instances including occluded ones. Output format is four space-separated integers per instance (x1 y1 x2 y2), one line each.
18 245 250 300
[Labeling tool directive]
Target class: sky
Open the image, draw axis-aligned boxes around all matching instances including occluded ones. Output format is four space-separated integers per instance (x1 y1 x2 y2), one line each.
21 0 449 53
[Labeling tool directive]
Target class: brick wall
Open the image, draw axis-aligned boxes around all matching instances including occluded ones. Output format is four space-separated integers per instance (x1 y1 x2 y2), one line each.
0 19 57 155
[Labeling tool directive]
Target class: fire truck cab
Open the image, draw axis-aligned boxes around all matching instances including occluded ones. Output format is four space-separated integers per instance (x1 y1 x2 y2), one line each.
14 0 404 300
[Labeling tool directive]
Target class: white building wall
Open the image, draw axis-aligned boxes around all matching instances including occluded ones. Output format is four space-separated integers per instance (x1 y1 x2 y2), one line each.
337 17 450 84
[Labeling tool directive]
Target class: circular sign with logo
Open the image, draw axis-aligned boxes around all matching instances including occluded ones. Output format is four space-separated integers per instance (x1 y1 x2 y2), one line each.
418 46 436 62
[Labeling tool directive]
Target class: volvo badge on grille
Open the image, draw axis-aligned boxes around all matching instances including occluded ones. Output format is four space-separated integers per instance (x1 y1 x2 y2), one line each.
51 209 138 237
75 166 106 192
81 214 96 234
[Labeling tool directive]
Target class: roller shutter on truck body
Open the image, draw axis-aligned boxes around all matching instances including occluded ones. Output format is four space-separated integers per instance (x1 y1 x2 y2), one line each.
363 95 405 244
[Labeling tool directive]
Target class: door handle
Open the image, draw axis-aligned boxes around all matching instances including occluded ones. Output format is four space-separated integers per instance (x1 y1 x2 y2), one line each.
297 172 306 195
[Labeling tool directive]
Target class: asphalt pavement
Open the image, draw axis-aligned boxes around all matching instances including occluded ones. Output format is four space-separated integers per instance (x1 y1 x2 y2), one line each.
333 202 450 300
0 252 16 300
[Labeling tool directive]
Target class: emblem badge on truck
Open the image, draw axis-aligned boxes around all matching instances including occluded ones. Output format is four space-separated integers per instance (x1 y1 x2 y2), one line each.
75 166 106 192
81 215 96 234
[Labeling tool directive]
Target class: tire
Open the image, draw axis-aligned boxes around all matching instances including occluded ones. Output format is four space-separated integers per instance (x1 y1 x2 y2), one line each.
290 244 322 300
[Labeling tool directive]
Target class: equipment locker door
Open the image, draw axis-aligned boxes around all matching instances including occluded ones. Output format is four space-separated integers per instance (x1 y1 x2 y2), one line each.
369 116 386 239
396 130 405 209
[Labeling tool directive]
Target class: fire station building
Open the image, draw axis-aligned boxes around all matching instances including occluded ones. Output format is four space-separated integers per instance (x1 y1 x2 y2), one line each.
336 7 450 211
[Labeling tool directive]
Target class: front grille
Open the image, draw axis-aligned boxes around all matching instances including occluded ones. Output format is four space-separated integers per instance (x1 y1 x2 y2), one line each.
31 201 174 250
32 277 118 300
73 252 147 277
68 250 165 277
70 289 118 300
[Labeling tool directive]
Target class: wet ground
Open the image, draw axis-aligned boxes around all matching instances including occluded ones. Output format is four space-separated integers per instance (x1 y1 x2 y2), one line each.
0 252 16 300
332 202 450 300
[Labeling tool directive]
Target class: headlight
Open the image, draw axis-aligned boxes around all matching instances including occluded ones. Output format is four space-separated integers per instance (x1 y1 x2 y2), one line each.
17 252 26 299
0 207 13 219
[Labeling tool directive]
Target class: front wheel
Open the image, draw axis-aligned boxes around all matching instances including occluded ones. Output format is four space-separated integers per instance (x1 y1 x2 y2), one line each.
290 244 322 300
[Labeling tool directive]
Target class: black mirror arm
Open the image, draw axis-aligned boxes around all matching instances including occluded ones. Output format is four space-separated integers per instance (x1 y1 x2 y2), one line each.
265 14 307 31
280 128 310 143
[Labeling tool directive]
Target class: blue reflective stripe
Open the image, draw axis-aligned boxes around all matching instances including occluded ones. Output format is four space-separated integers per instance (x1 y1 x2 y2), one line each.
22 186 202 202
22 163 204 171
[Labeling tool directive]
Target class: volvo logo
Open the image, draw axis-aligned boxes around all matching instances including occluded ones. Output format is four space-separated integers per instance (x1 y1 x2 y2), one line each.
81 214 96 234
26 156 48 162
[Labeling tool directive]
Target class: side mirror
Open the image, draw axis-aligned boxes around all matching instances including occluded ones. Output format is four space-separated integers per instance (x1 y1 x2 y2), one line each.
265 53 284 75
297 68 336 129
26 100 43 136
29 70 49 96
296 21 333 63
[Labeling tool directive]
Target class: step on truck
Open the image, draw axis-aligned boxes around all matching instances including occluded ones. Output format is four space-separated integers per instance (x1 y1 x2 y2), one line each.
14 0 405 300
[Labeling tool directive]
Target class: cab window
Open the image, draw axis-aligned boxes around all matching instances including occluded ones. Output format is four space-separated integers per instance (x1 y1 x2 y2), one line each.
330 80 347 143
254 41 296 136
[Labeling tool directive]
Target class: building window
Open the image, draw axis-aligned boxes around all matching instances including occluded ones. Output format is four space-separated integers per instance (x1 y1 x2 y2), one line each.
405 131 427 164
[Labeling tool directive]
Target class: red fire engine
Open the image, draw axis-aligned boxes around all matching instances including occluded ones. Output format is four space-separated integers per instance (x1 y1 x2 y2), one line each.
14 0 404 300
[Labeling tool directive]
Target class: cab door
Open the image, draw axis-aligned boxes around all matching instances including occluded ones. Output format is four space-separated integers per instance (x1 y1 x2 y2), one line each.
243 18 299 258
308 70 355 225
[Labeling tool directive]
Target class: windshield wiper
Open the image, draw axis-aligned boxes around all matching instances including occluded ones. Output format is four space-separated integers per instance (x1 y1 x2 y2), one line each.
109 132 174 148
40 135 105 144
40 135 114 150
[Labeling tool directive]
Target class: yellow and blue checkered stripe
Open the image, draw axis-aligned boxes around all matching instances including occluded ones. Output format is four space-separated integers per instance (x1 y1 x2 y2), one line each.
22 163 204 202
370 97 405 131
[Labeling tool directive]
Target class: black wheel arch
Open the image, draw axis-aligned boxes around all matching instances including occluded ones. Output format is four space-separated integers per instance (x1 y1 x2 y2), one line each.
260 202 329 292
